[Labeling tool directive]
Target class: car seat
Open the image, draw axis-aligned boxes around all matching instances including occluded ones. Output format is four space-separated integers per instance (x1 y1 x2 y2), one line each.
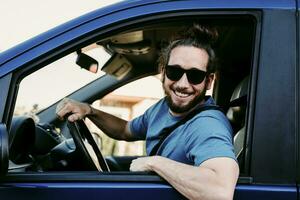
226 76 249 166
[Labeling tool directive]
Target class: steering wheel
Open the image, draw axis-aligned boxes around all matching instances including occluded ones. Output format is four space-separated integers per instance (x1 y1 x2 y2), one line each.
67 119 109 172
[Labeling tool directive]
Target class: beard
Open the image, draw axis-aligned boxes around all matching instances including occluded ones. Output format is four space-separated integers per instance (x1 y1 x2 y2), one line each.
163 75 207 114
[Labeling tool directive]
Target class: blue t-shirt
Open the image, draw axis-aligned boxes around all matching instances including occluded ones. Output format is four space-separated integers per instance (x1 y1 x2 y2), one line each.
129 96 236 166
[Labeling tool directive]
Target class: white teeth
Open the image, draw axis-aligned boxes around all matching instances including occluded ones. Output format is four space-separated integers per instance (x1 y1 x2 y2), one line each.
174 90 189 98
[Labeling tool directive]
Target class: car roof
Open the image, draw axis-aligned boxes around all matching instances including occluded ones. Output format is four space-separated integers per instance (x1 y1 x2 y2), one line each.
0 0 295 77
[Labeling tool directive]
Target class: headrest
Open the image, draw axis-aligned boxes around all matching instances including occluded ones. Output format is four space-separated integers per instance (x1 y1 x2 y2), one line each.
227 76 249 132
229 76 249 107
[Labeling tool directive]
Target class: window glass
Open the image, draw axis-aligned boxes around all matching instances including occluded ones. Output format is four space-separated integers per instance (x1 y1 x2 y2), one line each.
14 47 110 117
86 75 165 156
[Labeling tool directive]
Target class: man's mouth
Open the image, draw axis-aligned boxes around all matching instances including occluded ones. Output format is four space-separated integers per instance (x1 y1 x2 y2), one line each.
173 90 191 98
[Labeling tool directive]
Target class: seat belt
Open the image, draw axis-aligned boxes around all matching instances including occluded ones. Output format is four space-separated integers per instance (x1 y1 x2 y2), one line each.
149 105 222 156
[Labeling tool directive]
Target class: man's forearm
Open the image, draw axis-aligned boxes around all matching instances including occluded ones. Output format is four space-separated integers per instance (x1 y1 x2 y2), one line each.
131 156 239 200
87 106 134 141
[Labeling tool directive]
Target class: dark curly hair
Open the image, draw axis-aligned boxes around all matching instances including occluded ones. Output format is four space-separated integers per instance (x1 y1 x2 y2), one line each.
158 24 218 74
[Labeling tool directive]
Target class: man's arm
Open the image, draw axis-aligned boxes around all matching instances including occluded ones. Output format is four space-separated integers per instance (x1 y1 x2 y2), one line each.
87 106 136 141
130 156 239 200
56 98 135 141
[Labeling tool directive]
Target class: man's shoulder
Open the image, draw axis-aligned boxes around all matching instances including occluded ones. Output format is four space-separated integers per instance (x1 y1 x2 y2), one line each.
187 107 232 134
197 96 226 118
192 110 228 125
197 107 225 118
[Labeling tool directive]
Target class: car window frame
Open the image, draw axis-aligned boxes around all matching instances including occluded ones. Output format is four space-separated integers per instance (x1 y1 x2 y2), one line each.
5 10 261 184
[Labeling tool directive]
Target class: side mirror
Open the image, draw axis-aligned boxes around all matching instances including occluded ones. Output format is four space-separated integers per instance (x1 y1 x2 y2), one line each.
76 51 99 73
0 124 9 176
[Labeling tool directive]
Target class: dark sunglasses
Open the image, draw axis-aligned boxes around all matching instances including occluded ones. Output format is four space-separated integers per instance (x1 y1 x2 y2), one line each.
165 65 208 84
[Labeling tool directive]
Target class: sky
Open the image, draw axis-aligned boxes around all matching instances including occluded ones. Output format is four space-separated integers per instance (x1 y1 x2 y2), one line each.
0 0 122 52
0 0 164 111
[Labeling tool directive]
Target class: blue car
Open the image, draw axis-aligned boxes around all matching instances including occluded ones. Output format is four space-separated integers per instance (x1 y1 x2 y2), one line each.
0 0 299 199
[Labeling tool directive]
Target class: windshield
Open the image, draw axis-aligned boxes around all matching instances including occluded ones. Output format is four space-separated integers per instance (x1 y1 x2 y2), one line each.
14 47 111 116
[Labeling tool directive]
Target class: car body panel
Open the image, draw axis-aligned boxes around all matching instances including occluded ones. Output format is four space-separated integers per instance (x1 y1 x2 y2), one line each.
0 183 297 200
0 0 299 199
235 185 298 200
250 9 297 184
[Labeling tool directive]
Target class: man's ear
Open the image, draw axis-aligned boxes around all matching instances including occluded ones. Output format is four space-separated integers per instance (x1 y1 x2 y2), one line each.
160 66 166 82
205 73 215 90
161 66 165 74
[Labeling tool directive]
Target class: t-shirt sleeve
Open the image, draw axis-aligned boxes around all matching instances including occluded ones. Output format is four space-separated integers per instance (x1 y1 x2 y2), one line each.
129 98 165 140
129 109 150 140
185 114 236 166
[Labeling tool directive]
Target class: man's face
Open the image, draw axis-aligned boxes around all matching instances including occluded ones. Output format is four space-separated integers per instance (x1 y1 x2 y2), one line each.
162 46 214 115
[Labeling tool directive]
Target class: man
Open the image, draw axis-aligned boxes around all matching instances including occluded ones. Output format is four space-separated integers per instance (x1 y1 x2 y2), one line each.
56 24 239 200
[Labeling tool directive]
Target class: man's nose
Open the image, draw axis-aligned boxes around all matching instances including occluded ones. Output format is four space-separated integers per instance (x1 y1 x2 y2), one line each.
175 73 190 87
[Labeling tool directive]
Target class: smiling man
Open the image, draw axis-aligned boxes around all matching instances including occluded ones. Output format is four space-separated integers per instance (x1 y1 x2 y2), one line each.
56 24 239 200
163 46 211 114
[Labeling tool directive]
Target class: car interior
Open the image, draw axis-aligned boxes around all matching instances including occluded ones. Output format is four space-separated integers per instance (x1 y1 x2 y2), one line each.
8 15 256 175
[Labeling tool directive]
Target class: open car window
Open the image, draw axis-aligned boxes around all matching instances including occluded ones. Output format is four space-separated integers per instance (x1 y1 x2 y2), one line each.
14 47 111 117
7 13 256 175
86 75 164 157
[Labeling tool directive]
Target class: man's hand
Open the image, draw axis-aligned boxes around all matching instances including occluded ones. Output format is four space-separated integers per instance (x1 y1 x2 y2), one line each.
130 156 160 172
55 98 92 122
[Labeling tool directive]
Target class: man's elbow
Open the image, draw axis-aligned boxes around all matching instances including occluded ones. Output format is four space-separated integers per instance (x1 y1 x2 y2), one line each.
218 190 235 200
203 184 235 200
123 122 139 141
188 191 233 200
212 185 235 200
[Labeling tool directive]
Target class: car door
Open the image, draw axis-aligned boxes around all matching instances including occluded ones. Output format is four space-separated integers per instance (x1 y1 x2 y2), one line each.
234 1 298 200
0 0 298 200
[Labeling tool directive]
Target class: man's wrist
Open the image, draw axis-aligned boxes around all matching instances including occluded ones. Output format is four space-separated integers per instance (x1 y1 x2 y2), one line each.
86 104 94 116
149 156 163 171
